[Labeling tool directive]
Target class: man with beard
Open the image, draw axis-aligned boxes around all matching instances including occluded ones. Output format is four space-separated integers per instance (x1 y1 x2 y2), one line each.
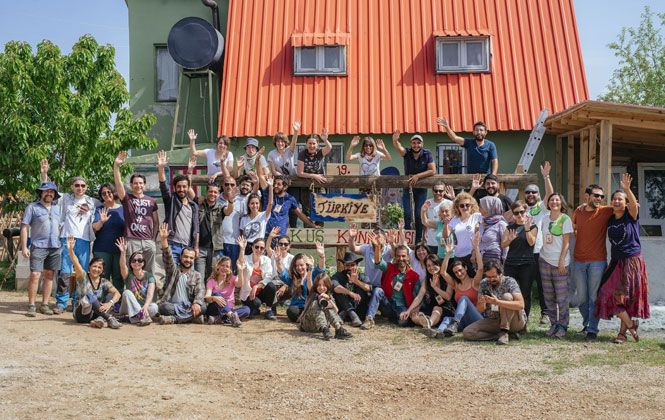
40 159 101 314
156 223 207 324
21 181 62 317
331 253 373 327
218 174 257 273
437 117 498 174
392 130 436 241
571 183 614 340
469 173 513 214
157 151 199 281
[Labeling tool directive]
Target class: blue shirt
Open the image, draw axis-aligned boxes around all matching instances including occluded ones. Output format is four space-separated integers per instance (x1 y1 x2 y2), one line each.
92 206 125 253
403 148 433 176
263 189 300 234
22 200 61 249
278 266 324 308
360 244 392 288
463 138 497 174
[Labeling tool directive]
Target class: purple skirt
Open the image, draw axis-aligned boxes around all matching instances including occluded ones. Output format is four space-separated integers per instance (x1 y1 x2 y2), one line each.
594 254 650 320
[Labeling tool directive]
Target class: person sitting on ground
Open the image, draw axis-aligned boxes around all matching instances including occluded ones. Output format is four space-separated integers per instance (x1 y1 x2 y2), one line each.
115 237 158 326
421 234 484 339
237 235 278 319
188 129 234 183
157 223 207 325
234 138 270 178
65 235 122 329
437 117 498 174
331 253 373 328
469 174 513 216
442 192 482 277
401 254 456 329
346 135 392 176
463 260 526 345
276 242 327 322
300 273 353 340
479 196 508 263
265 228 293 304
204 256 250 327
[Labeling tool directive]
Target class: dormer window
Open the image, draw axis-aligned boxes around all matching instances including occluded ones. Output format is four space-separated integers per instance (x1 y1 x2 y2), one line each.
294 45 347 75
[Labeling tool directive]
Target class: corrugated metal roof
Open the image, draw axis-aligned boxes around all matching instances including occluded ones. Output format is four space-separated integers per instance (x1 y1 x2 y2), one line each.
218 0 588 137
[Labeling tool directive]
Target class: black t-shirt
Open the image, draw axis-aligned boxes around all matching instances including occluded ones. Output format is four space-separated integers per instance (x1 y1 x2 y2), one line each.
473 189 512 213
504 223 537 265
297 149 324 174
198 202 214 248
331 270 370 294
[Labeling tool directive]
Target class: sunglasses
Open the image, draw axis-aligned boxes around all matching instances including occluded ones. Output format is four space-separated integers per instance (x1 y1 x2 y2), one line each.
592 193 605 199
101 190 113 196
433 189 444 193
253 245 265 250
513 210 526 216
525 191 538 195
458 203 471 209
131 258 145 263
278 242 290 247
224 183 236 187
73 184 86 188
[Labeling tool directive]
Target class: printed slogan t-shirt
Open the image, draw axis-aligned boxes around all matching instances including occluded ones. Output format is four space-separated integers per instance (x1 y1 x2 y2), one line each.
121 193 159 240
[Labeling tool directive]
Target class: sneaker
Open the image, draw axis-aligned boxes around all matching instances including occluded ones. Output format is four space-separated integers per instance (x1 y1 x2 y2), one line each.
207 315 220 325
419 328 442 339
52 305 64 315
159 315 175 325
264 309 277 320
137 317 152 326
26 304 37 317
545 325 557 336
554 325 567 338
230 312 242 328
90 316 105 328
321 326 333 340
577 326 587 336
348 310 362 327
335 326 353 339
360 316 375 330
107 317 123 329
497 331 509 345
585 332 598 341
39 304 54 315
509 332 521 341
539 313 549 325
192 315 205 324
443 320 459 337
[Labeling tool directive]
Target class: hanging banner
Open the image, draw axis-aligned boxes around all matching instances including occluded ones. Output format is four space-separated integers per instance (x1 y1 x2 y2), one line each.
311 193 377 222
288 228 415 246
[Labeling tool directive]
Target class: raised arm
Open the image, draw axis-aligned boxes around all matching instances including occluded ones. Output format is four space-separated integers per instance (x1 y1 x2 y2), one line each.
440 241 455 286
265 227 280 259
289 121 301 154
540 161 554 205
40 158 49 183
115 237 129 281
264 176 274 215
392 130 406 157
620 173 639 220
436 117 465 146
292 207 319 228
469 173 482 196
188 129 206 158
470 232 484 288
92 207 110 232
315 241 326 271
320 129 332 156
346 136 360 161
347 223 362 254
66 236 85 281
113 151 127 201
376 138 392 161
186 156 197 200
420 201 436 229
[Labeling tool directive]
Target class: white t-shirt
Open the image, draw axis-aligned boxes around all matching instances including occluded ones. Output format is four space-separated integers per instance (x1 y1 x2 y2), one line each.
424 198 452 247
61 196 94 239
353 152 384 176
221 195 248 244
268 148 296 176
240 211 270 244
408 249 427 282
538 211 574 267
449 212 483 257
205 149 234 175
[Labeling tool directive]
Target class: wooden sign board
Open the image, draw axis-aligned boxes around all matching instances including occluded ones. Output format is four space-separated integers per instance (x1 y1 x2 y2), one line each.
326 163 359 176
311 193 377 222
288 228 416 246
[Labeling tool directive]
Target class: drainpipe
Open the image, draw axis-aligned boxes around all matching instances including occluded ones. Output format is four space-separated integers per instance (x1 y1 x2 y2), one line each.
201 0 220 31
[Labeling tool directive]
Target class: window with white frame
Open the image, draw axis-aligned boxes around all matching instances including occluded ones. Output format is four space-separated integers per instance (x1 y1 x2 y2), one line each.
638 163 665 236
294 45 347 75
435 36 490 73
296 142 345 193
156 46 179 102
437 143 466 174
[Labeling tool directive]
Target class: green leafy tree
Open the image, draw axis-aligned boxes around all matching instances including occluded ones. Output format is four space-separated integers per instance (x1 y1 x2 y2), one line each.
0 35 156 207
600 6 665 106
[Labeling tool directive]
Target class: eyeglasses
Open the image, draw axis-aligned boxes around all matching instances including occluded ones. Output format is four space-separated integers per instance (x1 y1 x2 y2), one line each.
131 258 144 263
101 191 113 196
592 193 605 199
73 184 86 188
458 203 471 209
513 210 526 216
433 189 444 194
525 191 538 195
253 245 265 250
224 183 236 187
278 242 290 247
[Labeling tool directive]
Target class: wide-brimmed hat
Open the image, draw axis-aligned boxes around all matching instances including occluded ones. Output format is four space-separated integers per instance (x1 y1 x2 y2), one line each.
36 181 61 200
337 252 363 265
244 138 259 149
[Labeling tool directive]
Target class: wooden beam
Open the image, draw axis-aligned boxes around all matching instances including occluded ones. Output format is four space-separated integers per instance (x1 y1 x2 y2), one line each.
598 120 613 205
587 115 665 131
579 129 589 200
556 136 563 192
587 125 597 187
567 135 575 206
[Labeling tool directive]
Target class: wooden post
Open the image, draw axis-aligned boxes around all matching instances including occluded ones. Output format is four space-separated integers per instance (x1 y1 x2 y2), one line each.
599 120 613 205
567 134 575 206
556 136 563 192
579 129 589 201
587 125 597 187
336 246 346 272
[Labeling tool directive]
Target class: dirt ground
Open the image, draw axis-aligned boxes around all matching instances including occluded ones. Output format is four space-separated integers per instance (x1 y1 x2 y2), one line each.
1 291 664 420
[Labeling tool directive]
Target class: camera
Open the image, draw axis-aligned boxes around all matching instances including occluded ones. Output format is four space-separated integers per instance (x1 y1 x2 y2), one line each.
481 289 492 296
318 295 330 308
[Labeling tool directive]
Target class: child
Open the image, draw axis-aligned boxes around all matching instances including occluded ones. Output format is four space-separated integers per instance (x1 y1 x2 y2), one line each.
204 256 250 327
299 273 353 340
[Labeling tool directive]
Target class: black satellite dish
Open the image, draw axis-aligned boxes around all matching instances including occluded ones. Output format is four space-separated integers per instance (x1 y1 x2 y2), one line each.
167 16 224 70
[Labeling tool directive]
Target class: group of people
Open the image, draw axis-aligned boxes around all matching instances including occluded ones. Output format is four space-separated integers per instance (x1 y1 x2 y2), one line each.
19 117 649 343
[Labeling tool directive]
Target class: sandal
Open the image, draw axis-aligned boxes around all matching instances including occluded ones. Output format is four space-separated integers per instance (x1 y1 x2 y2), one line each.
612 332 627 344
628 319 639 342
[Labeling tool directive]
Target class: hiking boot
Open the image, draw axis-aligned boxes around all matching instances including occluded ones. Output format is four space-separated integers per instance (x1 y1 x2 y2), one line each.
443 320 459 337
360 316 375 330
419 328 442 339
509 332 521 341
545 325 557 337
585 332 598 341
539 313 549 325
136 317 152 326
554 325 567 339
264 308 277 320
107 316 122 329
90 316 105 328
26 304 37 317
40 304 54 315
159 315 175 325
577 326 587 336
496 331 509 345
348 310 362 327
192 314 205 324
335 326 353 339
321 326 333 340
207 315 220 325
230 312 242 328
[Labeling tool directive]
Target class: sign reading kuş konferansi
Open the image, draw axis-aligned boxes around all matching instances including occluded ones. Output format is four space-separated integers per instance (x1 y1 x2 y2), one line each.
310 193 377 222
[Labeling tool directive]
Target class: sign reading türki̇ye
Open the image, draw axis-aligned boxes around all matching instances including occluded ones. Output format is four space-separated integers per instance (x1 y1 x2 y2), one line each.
310 193 377 222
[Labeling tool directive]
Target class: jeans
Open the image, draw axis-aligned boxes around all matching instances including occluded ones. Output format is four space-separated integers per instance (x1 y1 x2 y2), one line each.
365 287 407 325
206 292 251 320
195 246 217 281
437 295 483 332
125 238 157 274
56 237 90 309
402 187 428 241
168 241 188 266
571 259 606 334
222 243 240 274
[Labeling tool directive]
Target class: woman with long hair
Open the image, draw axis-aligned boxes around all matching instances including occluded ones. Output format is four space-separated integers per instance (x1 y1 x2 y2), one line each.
115 237 158 326
236 235 277 319
346 135 392 176
443 192 482 277
92 182 125 295
276 242 326 322
300 273 353 340
188 129 233 183
239 177 273 251
204 256 251 327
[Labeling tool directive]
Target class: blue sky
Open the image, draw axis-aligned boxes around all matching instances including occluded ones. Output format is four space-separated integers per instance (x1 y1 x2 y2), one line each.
0 0 663 100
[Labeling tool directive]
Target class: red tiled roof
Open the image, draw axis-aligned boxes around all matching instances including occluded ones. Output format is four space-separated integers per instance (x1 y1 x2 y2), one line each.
218 0 588 137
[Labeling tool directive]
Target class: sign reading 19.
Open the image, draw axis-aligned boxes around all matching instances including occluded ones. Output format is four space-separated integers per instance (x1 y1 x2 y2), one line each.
326 163 359 176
